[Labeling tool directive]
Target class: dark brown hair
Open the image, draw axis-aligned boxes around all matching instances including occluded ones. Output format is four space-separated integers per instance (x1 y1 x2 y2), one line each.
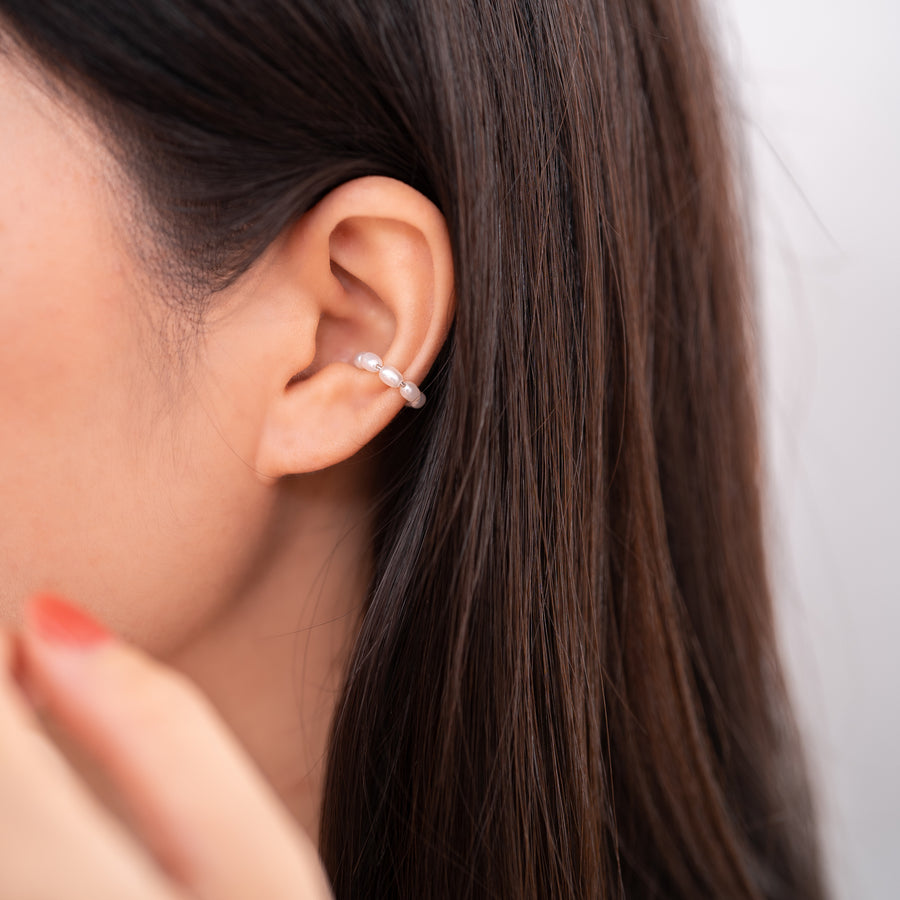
0 1 830 896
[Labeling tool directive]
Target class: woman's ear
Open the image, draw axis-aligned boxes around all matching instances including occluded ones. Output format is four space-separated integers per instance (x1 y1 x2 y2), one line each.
241 176 454 477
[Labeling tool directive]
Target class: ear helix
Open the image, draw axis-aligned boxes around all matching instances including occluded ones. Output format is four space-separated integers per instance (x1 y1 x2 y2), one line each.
353 352 426 409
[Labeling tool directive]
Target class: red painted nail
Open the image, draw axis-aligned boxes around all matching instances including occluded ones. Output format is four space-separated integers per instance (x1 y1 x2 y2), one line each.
26 594 111 649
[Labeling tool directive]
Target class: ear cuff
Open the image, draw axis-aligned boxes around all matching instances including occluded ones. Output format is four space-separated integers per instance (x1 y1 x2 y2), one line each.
353 351 426 409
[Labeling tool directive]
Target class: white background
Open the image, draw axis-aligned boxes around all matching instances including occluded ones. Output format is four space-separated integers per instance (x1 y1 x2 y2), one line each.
720 1 899 896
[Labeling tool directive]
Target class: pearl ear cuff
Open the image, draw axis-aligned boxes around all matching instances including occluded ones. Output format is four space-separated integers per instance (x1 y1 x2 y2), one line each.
353 352 426 409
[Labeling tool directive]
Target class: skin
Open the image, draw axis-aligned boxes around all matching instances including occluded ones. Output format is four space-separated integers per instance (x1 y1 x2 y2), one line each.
0 47 454 895
3 600 337 898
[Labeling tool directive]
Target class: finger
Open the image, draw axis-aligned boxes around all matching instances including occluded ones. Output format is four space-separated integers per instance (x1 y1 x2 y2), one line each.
0 626 42 725
0 628 69 782
0 627 181 899
18 594 333 900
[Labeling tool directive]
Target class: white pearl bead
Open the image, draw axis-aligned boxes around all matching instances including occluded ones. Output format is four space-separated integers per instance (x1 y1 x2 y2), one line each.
378 365 403 388
352 351 428 409
354 351 382 373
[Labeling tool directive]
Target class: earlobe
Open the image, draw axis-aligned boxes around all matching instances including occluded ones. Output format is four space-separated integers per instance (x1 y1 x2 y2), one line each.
253 177 454 478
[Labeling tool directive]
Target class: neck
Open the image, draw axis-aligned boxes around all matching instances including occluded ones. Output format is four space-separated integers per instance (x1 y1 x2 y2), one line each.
163 464 371 845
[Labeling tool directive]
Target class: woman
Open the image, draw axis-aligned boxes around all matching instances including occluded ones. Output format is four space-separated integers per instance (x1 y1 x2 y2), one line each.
0 0 830 897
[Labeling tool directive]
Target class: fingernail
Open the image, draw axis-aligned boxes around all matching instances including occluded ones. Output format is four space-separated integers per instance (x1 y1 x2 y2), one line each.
26 594 111 650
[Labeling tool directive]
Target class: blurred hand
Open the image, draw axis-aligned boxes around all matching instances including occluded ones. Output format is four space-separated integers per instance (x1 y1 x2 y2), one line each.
0 594 334 899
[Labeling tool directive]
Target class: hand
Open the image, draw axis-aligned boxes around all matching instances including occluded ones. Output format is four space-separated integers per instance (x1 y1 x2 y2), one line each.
0 594 334 899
